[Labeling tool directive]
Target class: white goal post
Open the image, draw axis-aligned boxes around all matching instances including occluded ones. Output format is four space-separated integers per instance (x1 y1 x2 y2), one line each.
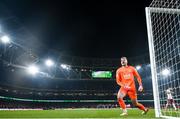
146 7 180 119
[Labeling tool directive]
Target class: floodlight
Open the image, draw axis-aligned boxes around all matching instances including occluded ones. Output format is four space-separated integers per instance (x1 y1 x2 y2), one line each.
27 65 39 75
1 35 10 44
136 65 141 70
45 59 54 67
162 69 170 76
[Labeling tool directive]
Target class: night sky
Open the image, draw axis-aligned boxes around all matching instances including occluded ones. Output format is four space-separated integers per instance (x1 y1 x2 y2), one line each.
0 0 152 58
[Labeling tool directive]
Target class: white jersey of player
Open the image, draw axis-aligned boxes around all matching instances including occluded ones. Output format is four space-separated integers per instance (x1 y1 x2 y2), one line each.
166 89 173 99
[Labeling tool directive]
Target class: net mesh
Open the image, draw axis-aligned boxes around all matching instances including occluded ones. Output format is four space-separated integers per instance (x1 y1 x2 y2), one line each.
147 0 180 118
150 0 180 9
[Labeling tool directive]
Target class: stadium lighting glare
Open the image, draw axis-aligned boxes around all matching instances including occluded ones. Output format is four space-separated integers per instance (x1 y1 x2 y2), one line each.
136 65 141 70
61 64 70 70
162 69 170 76
45 59 54 67
27 65 39 75
1 35 11 44
61 64 68 69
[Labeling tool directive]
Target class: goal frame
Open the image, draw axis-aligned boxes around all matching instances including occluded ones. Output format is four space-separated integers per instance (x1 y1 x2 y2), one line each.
145 7 180 119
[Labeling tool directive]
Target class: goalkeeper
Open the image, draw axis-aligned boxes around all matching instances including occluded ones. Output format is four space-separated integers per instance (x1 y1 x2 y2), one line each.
116 57 149 116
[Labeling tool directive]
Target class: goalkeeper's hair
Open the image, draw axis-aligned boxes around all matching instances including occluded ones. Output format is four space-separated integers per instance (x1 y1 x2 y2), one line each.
121 56 127 60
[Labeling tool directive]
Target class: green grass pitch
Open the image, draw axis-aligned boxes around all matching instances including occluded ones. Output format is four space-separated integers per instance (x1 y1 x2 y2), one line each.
0 108 156 119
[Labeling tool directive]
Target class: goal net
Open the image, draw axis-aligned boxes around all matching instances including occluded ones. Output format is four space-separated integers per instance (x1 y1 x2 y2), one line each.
146 0 180 118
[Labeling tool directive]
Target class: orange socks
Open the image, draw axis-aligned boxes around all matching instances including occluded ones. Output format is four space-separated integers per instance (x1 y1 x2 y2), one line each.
136 103 146 111
118 98 146 112
118 98 126 109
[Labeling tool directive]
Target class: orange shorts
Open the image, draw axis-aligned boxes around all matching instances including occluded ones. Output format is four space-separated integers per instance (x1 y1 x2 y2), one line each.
119 87 137 100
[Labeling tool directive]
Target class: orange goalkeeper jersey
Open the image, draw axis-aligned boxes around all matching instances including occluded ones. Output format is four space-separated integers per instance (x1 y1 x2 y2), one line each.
116 65 142 89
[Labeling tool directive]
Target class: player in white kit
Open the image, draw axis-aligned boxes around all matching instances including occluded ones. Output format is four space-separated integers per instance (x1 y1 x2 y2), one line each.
165 88 177 110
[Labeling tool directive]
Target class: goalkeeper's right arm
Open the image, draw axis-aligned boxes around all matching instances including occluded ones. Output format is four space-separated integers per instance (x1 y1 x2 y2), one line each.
116 72 123 87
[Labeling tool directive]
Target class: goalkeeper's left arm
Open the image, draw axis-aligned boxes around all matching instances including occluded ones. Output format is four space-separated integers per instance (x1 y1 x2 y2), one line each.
133 67 143 92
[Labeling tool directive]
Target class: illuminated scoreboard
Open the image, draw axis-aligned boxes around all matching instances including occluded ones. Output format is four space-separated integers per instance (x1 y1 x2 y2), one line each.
92 71 112 78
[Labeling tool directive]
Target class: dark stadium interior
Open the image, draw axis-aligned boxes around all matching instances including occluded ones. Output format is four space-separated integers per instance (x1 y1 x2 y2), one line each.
0 0 154 110
0 59 153 109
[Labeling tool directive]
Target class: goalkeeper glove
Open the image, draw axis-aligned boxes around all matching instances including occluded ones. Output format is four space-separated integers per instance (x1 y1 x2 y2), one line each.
138 85 143 92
